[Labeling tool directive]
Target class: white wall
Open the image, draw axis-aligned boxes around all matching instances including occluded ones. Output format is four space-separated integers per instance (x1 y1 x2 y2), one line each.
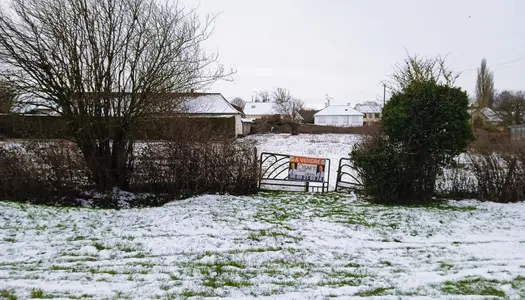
234 114 243 136
314 115 363 127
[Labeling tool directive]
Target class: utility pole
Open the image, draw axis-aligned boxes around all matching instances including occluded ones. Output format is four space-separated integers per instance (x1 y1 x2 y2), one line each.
382 83 386 107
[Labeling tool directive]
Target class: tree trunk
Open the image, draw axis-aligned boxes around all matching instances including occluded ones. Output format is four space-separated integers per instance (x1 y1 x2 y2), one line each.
75 121 133 192
290 122 299 135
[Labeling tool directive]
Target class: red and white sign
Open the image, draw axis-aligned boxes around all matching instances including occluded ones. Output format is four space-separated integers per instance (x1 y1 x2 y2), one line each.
288 155 326 182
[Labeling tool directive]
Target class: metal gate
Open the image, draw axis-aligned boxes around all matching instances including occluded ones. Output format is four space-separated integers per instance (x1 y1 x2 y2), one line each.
335 157 362 193
259 152 330 193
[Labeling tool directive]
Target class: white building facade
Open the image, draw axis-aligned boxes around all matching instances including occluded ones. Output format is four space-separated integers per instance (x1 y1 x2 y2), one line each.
313 105 364 127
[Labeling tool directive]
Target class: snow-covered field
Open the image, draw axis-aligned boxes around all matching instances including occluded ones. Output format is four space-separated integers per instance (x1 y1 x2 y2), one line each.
1 134 524 299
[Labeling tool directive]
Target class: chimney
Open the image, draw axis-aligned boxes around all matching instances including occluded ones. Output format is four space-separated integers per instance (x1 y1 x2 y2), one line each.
325 102 328 108
327 99 331 107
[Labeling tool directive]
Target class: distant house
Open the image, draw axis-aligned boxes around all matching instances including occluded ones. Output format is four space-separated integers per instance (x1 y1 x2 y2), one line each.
177 93 245 136
354 101 383 126
243 102 279 120
17 93 247 136
229 103 253 136
313 105 364 127
468 107 503 128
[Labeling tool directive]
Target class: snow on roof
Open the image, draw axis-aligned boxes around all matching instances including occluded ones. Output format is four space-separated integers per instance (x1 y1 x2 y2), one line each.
480 108 503 122
314 105 364 116
469 107 504 122
243 102 278 116
355 102 383 114
181 93 240 114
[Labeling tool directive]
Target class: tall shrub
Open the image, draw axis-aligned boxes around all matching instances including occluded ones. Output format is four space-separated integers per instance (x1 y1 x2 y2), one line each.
351 80 473 205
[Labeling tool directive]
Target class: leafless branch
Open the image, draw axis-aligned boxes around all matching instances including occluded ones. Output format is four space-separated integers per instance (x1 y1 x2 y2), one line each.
387 50 460 92
0 0 234 189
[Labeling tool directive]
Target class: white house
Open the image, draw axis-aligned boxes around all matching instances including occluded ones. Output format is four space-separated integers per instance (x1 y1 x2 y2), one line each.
18 92 246 136
314 105 364 127
181 93 244 136
354 101 383 126
243 102 279 120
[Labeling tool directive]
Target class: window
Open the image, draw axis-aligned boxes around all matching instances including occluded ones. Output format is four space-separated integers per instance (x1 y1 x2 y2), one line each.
317 116 325 123
375 113 381 119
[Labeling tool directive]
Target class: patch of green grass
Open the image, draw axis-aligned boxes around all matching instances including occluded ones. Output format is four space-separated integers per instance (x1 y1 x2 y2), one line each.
0 289 17 300
452 241 461 246
67 294 94 299
223 278 252 288
441 277 506 297
3 237 16 243
197 260 246 270
382 261 392 266
180 289 216 298
228 246 284 254
170 274 180 280
271 280 296 287
247 229 302 242
131 253 146 258
71 235 85 241
92 242 107 251
319 269 368 287
345 263 360 268
131 261 155 268
102 269 118 275
354 287 393 297
50 265 71 271
202 275 220 289
30 289 50 299
116 244 136 253
88 268 118 275
511 276 525 289
439 262 454 271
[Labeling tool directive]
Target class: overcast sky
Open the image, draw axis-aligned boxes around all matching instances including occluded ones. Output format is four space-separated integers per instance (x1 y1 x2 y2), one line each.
182 0 525 108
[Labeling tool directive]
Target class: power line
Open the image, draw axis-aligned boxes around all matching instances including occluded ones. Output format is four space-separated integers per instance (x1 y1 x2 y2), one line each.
461 56 525 73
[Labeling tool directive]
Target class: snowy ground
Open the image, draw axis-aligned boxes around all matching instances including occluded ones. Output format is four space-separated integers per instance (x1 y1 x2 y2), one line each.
1 134 524 299
1 194 525 299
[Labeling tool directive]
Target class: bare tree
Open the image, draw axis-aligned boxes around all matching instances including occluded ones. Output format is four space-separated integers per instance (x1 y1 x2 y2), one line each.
494 90 525 125
475 58 495 108
271 88 304 135
0 0 233 190
256 90 271 103
388 51 459 92
230 97 245 110
0 80 16 113
272 87 292 104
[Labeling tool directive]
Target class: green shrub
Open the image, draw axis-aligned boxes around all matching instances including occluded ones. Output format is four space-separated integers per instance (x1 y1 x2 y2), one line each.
351 80 473 205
